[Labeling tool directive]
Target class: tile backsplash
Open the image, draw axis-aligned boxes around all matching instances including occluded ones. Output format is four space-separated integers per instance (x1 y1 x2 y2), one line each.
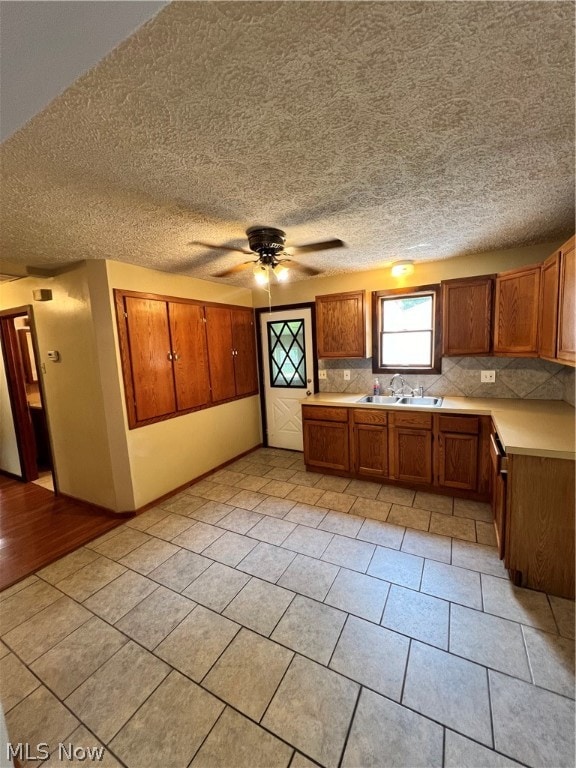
319 356 575 404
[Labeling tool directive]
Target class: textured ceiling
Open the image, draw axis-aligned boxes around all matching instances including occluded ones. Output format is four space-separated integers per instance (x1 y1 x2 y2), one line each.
0 1 574 285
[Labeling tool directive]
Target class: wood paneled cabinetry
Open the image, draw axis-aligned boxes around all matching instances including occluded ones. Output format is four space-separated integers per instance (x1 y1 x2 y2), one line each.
441 276 493 356
388 411 433 485
505 453 575 599
435 414 479 491
493 264 541 356
556 235 575 365
302 406 350 472
351 409 388 478
316 290 366 358
303 405 491 499
116 290 258 428
205 306 258 402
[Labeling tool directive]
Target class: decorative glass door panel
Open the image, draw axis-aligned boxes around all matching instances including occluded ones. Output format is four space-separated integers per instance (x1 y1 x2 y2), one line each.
267 319 306 388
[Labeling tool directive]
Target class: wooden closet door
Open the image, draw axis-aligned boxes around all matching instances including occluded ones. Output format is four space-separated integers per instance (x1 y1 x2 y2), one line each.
125 297 176 421
232 308 258 397
205 306 236 402
168 302 211 410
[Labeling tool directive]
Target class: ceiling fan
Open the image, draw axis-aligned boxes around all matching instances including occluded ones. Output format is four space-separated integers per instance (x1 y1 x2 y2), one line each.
192 227 345 282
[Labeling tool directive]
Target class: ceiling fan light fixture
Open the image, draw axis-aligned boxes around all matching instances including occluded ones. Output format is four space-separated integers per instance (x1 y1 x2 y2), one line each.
272 263 289 282
253 263 269 285
391 260 415 278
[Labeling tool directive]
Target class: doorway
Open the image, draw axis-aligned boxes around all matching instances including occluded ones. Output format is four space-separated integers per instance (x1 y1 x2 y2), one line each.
0 306 54 489
257 304 317 451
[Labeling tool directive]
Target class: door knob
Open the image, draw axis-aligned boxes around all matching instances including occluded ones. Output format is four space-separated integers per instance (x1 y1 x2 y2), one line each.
306 390 312 396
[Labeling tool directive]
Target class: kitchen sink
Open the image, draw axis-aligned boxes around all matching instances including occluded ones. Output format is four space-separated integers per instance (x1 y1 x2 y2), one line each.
356 395 443 407
356 395 401 404
396 396 443 407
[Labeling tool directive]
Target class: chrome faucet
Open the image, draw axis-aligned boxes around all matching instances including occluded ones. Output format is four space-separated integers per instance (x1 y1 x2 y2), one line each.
388 373 409 395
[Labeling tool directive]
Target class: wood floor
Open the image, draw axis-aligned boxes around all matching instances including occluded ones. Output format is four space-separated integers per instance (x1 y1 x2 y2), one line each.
0 474 125 591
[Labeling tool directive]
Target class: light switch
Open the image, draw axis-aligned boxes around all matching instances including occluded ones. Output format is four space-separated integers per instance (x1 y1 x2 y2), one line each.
343 370 350 380
481 370 495 383
47 350 60 362
318 370 327 380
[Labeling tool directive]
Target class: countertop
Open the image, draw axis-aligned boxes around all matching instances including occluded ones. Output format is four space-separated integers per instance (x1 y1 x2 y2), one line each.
302 393 576 460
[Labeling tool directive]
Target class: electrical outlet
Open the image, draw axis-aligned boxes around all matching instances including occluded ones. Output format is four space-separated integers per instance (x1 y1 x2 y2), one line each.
481 370 496 383
318 370 327 380
343 370 351 380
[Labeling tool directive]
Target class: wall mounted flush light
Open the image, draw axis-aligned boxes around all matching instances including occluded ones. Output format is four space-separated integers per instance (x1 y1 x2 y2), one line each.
390 260 415 278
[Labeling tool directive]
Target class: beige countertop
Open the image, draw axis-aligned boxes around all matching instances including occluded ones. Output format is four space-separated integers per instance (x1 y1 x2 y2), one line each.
302 393 576 460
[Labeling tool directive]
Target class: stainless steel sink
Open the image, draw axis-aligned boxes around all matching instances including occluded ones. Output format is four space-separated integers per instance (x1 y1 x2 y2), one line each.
396 396 443 407
356 395 400 404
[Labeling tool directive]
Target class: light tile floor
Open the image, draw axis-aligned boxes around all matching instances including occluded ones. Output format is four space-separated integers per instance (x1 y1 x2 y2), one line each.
1 447 574 768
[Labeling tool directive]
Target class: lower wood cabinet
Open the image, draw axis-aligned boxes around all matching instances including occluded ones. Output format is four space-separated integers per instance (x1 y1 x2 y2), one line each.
303 405 492 500
505 453 575 599
389 411 433 485
351 409 388 478
302 406 350 472
435 414 479 491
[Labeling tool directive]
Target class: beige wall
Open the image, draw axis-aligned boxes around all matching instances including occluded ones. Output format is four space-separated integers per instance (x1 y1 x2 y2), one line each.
254 240 563 308
100 260 262 510
0 265 118 508
0 260 263 511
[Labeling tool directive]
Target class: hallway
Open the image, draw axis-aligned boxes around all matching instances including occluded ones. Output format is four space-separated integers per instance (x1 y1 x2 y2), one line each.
0 475 124 590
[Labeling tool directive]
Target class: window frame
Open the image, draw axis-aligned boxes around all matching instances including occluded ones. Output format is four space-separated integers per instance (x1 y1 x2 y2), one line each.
371 284 442 375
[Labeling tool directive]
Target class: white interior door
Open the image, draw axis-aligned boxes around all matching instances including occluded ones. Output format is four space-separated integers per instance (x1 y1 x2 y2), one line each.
260 308 315 451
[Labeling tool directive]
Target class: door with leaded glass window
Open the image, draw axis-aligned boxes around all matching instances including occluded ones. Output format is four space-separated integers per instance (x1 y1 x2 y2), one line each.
259 308 315 450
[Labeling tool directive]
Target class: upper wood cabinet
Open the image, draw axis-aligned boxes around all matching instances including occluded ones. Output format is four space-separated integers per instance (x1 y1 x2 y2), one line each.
441 276 493 356
316 290 366 358
493 264 541 356
537 235 575 366
538 251 561 360
205 306 259 402
116 290 258 428
557 236 575 365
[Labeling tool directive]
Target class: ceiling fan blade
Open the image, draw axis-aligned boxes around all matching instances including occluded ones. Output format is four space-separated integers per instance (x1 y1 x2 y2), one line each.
191 240 253 255
212 260 255 277
280 259 321 276
288 238 345 256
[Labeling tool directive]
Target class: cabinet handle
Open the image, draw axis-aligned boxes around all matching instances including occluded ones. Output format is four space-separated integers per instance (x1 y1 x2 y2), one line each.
173 352 179 361
167 352 173 361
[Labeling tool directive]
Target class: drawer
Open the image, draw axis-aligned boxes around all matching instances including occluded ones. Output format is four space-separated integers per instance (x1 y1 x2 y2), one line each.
302 405 349 423
437 415 480 434
352 408 388 426
390 411 432 429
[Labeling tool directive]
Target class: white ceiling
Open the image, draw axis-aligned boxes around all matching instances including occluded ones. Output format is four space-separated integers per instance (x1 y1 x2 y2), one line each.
0 1 574 286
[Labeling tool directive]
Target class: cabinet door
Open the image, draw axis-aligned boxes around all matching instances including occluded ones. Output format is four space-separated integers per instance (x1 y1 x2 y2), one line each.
538 252 560 360
316 291 366 358
442 276 493 356
389 427 432 484
168 302 211 410
205 306 236 402
303 420 349 471
494 265 540 355
437 431 478 490
124 296 176 422
353 425 388 477
557 236 575 365
232 308 259 396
